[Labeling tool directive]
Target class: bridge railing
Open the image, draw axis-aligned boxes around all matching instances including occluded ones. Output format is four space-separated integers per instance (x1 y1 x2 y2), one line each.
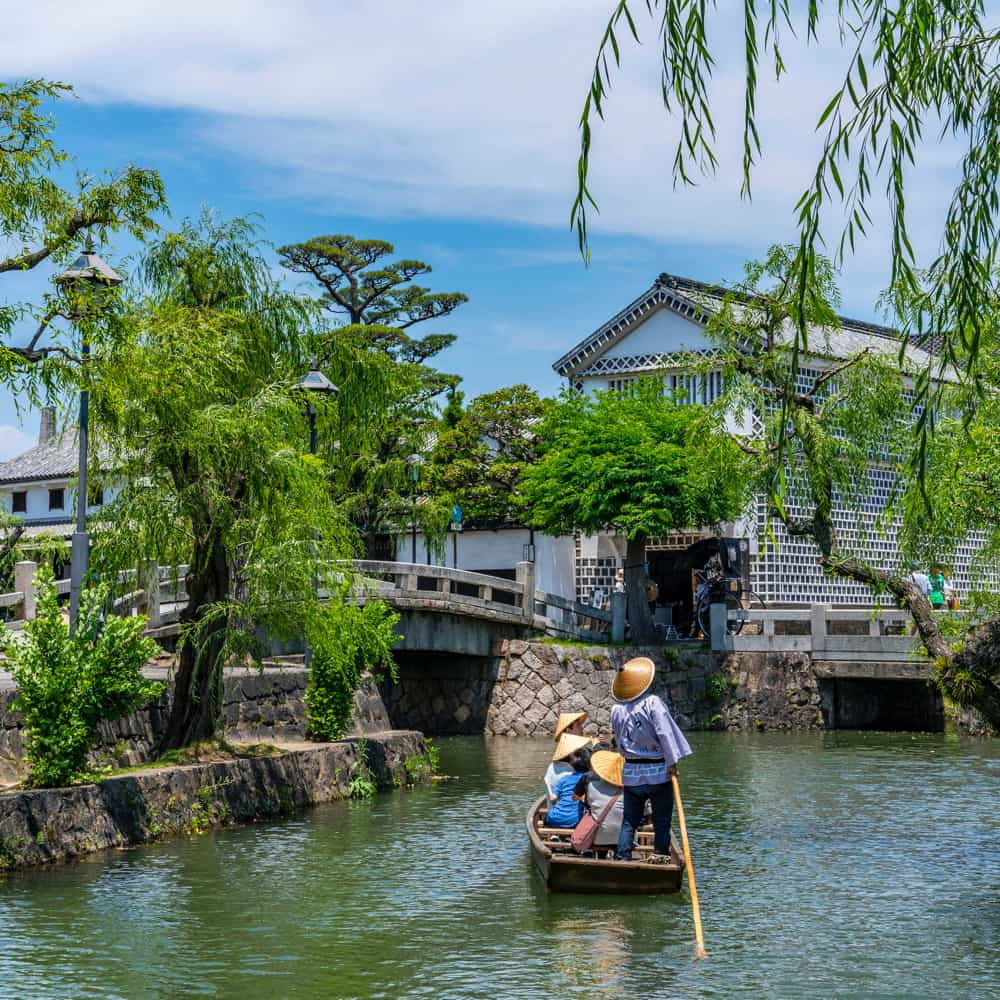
351 559 531 624
710 603 927 661
1 560 188 634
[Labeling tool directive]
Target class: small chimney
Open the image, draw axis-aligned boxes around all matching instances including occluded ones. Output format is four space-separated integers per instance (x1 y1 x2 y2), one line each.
38 406 56 445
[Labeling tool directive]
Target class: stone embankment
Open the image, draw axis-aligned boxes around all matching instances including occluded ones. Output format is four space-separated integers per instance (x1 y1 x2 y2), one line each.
0 665 390 786
0 731 425 870
0 665 429 870
384 639 976 736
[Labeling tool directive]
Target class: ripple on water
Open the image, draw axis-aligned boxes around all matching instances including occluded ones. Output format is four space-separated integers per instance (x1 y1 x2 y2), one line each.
0 732 997 999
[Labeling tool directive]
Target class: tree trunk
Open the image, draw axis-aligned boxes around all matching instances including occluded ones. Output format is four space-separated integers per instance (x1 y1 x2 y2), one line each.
625 534 656 642
160 535 230 751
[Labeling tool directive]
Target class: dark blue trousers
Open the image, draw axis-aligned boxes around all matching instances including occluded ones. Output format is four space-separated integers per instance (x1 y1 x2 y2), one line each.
615 781 673 859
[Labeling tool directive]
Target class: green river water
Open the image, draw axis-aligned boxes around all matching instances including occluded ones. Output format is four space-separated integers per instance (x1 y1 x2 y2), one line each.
0 732 997 999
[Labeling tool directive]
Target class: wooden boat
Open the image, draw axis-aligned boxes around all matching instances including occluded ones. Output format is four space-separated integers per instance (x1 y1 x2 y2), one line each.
526 796 685 894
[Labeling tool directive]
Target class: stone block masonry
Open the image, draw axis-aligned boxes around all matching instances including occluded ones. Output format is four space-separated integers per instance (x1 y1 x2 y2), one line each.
0 667 393 787
381 641 719 736
0 731 426 870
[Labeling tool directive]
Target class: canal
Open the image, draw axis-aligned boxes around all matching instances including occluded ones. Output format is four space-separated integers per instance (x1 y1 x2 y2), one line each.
1 733 997 999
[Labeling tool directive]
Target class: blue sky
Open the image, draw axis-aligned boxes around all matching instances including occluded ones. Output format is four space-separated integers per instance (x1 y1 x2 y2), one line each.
0 1 957 459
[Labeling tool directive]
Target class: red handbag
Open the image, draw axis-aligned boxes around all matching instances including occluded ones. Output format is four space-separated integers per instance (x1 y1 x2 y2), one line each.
571 792 621 853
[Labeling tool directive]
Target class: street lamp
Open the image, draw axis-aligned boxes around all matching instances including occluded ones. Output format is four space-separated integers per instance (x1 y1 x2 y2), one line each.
56 250 123 634
293 363 339 456
407 454 424 563
292 362 338 668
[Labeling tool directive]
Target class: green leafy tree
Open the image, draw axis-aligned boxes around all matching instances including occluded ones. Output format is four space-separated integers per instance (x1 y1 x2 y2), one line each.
574 2 999 450
278 235 467 554
90 215 398 749
0 80 165 395
520 381 750 639
687 246 1000 730
4 567 162 787
425 384 547 525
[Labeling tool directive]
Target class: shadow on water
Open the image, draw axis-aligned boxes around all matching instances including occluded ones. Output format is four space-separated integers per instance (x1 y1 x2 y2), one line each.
0 733 997 999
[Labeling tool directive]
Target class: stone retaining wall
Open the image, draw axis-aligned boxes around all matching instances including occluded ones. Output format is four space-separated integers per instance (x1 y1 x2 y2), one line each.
0 730 426 870
0 669 392 785
381 641 719 736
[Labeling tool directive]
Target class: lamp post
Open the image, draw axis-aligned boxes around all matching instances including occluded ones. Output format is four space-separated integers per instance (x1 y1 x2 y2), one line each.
56 250 123 634
407 454 424 563
292 362 338 667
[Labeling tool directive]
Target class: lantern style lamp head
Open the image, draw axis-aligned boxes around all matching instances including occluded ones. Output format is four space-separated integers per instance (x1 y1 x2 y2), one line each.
294 365 339 396
56 251 124 288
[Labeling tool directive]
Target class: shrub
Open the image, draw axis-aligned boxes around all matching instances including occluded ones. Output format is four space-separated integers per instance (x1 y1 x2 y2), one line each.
305 601 400 741
704 671 732 704
347 736 377 799
4 568 163 788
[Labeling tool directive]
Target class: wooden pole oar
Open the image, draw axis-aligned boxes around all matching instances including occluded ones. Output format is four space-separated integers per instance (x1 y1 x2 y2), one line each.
671 770 708 959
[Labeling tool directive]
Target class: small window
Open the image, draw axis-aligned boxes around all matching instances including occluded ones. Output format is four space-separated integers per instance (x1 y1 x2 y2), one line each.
48 488 64 511
11 491 26 514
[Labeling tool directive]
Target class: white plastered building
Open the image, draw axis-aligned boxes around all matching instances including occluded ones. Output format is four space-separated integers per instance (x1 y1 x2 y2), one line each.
553 271 985 610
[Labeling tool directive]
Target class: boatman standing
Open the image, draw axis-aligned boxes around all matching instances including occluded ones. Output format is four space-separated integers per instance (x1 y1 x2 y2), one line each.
610 656 692 862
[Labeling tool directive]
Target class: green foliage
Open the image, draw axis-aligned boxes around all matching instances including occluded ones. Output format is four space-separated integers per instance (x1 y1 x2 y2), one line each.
520 379 750 539
573 4 999 471
425 384 547 525
4 568 162 788
305 601 400 742
279 235 468 553
89 213 383 747
0 79 165 400
347 736 378 800
424 737 440 774
704 672 731 704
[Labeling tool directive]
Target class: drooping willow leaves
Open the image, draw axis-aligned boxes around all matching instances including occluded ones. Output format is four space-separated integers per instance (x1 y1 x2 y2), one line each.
574 1 1000 487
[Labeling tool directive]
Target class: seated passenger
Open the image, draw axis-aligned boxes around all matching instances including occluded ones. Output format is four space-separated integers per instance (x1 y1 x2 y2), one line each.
554 711 588 740
545 732 591 801
545 748 592 829
573 750 625 852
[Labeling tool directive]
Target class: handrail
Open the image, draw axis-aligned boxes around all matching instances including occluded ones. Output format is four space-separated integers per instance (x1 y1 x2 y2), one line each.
352 560 524 595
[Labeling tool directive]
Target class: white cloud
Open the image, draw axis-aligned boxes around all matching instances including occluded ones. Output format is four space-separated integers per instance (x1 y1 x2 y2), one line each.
0 1 961 316
0 425 34 462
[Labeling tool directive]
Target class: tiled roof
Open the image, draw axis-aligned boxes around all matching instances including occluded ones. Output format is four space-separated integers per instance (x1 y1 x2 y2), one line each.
0 433 79 485
553 270 949 378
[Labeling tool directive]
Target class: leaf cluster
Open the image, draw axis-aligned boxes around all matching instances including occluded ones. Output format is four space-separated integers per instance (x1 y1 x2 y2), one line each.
4 567 162 788
424 384 547 525
520 379 750 539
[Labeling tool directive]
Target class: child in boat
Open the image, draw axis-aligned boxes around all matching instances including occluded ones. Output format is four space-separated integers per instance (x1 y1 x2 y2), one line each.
545 748 592 829
573 750 625 853
554 710 588 740
545 732 591 801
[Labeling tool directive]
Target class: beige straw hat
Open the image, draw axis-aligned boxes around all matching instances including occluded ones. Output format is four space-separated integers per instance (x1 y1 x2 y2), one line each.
554 711 588 740
552 732 591 761
611 656 655 702
590 750 625 787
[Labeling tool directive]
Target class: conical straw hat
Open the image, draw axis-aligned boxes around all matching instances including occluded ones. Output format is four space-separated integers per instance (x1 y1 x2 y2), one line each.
590 750 625 786
554 711 588 740
611 656 655 702
552 732 591 761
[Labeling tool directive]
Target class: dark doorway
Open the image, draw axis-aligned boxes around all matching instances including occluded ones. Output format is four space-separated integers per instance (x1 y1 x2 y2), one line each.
819 678 944 731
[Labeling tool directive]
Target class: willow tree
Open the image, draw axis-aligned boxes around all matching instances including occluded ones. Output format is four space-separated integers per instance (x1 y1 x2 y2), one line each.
686 246 1000 730
90 215 398 749
0 79 165 396
278 235 467 554
575 2 999 451
519 381 750 640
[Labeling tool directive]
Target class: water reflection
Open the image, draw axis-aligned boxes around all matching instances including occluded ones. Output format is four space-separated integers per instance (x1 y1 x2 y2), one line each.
0 732 997 999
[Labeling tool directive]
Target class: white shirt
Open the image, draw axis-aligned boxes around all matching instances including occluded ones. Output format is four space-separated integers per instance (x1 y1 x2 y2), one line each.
544 761 572 799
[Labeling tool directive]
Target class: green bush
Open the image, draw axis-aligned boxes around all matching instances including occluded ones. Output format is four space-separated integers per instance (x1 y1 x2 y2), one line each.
347 736 377 799
704 671 732 704
305 600 400 741
4 568 163 788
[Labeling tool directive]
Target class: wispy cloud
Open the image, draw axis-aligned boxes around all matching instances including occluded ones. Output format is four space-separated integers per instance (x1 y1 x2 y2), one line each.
0 0 961 317
0 425 34 462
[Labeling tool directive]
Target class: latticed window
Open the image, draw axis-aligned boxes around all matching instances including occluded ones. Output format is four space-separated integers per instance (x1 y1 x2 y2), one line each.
607 377 637 394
